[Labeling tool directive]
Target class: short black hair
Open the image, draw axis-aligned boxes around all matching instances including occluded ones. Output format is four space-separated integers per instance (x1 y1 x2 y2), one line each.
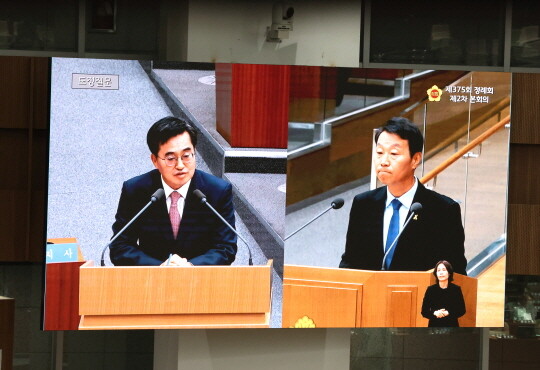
374 117 424 158
147 117 198 155
433 260 455 282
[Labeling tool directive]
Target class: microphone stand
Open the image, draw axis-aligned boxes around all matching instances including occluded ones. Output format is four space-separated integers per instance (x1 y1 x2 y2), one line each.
285 205 334 241
196 191 253 265
100 189 164 266
381 210 417 271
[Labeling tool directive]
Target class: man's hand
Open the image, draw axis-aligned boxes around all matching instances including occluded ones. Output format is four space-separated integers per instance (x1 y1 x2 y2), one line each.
434 309 446 318
160 254 193 267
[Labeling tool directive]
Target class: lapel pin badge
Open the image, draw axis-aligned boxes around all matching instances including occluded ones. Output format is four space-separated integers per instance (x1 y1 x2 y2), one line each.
413 214 419 221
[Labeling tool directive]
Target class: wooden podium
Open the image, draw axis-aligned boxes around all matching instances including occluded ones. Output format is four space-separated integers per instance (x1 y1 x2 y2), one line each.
78 260 273 329
282 265 477 328
44 238 85 330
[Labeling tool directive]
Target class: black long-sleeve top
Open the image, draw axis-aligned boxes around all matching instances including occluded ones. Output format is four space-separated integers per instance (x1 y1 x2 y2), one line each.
421 283 466 327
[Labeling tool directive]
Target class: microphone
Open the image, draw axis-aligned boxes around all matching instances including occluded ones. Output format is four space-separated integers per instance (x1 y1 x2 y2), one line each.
100 188 165 266
193 189 207 203
381 202 422 270
331 198 345 209
410 202 423 213
150 189 165 202
193 189 253 265
285 198 345 241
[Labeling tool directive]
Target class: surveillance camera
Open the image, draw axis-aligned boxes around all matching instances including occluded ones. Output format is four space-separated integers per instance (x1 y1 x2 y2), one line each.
283 7 294 20
271 3 294 31
267 2 294 42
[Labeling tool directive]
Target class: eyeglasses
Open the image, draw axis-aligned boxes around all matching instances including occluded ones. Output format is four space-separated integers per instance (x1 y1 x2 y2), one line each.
157 152 195 167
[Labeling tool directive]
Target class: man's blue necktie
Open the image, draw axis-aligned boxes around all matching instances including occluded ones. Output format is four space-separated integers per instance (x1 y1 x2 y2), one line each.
384 199 402 270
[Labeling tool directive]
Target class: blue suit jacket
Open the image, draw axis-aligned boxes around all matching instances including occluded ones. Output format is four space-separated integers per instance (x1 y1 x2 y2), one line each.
110 169 237 266
339 182 467 274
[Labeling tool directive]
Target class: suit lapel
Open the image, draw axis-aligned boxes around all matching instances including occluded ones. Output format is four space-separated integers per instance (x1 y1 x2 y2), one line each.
149 169 173 239
395 182 425 256
373 187 386 253
410 182 428 223
177 170 201 240
151 169 168 213
182 169 200 217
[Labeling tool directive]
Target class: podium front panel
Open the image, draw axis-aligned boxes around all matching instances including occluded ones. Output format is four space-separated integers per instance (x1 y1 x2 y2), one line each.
79 263 271 315
283 282 361 328
283 264 479 327
385 286 418 327
78 261 273 329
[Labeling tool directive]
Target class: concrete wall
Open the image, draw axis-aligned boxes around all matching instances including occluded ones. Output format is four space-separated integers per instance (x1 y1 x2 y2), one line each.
184 0 361 67
154 329 351 370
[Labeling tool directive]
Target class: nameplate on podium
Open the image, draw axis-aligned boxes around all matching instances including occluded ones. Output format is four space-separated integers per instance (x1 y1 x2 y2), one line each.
46 243 79 263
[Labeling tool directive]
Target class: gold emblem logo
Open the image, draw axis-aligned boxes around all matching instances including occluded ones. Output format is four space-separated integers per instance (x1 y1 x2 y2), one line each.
291 315 316 328
427 85 443 101
413 214 419 221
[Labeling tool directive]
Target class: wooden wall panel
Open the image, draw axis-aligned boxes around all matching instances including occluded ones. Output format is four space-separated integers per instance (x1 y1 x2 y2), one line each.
289 66 324 99
29 190 46 261
289 66 325 123
29 129 49 261
0 297 14 370
507 73 540 275
289 66 338 123
0 190 29 261
216 63 288 148
215 63 233 144
0 129 30 261
509 73 540 144
31 58 50 130
507 205 540 274
230 64 289 148
0 57 31 129
0 56 49 262
507 145 540 205
0 129 29 189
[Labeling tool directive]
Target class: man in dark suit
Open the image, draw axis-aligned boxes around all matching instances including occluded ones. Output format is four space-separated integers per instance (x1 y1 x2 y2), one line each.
109 117 237 266
339 117 467 275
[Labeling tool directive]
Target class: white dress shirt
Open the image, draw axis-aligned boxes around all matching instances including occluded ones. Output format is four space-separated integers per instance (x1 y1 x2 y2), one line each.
161 177 191 218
